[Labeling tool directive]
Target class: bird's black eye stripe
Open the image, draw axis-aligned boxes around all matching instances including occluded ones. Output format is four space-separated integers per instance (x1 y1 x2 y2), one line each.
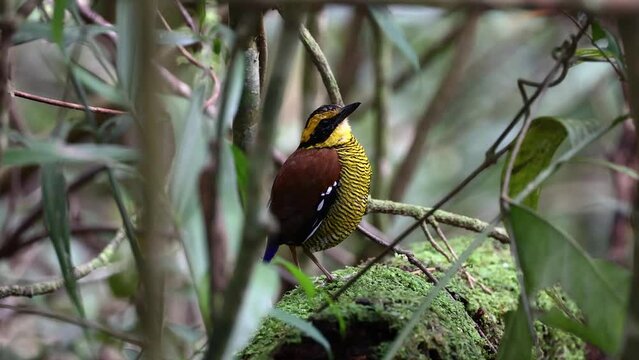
305 104 340 127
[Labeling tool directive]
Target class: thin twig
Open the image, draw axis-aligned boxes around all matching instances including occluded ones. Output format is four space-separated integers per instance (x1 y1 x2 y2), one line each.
13 90 126 115
174 0 197 32
0 230 125 299
0 303 143 346
157 11 220 108
298 24 343 105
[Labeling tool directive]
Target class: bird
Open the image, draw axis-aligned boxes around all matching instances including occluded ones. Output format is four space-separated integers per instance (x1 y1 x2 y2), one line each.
262 102 372 281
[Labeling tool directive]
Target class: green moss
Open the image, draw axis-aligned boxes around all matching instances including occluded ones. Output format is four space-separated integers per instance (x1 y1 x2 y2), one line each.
241 264 486 359
241 237 586 359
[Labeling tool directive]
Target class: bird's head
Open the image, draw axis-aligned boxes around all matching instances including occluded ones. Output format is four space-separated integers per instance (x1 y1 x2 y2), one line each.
299 102 361 149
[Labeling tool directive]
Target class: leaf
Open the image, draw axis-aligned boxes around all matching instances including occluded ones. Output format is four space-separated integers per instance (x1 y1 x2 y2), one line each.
224 263 280 359
72 66 126 105
505 204 629 354
13 22 113 46
218 51 245 128
170 85 207 218
270 309 333 359
538 308 602 347
231 144 249 209
41 164 85 317
156 30 201 46
496 305 533 360
2 142 137 167
502 117 568 209
167 86 210 328
591 21 606 42
367 5 419 70
274 258 317 298
574 48 619 64
572 157 639 180
98 114 135 142
52 0 67 44
116 0 138 100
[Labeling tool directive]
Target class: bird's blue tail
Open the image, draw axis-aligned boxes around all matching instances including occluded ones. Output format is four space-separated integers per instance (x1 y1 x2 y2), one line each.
262 237 279 263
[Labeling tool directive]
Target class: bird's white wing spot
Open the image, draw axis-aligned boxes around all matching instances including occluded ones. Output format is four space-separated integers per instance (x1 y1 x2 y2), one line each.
325 186 332 195
305 220 322 241
317 199 325 211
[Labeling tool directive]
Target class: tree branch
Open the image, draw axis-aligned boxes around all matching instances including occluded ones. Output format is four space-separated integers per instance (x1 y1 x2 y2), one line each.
367 197 509 243
12 90 126 115
299 24 343 105
0 230 125 299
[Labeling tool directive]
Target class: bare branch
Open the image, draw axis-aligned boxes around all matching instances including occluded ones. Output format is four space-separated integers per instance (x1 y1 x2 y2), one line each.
0 230 125 299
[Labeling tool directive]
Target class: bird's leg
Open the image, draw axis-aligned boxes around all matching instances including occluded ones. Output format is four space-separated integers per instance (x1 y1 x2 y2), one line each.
288 245 300 268
303 247 334 282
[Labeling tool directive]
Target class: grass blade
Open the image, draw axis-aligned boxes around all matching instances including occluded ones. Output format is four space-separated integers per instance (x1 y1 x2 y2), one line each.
41 163 85 318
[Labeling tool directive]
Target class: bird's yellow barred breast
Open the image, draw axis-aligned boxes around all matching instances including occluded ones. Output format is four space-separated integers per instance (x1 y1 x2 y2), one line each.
304 136 372 252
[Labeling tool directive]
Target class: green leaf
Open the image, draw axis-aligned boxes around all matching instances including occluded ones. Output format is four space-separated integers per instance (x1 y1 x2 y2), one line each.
367 5 419 70
41 164 85 317
225 264 280 359
230 144 249 209
170 85 207 218
13 22 113 46
271 309 333 359
274 258 317 298
505 204 629 353
52 0 68 44
591 21 606 42
156 30 201 46
572 157 639 180
116 0 138 100
538 308 601 347
72 66 126 105
496 305 533 360
502 117 568 209
574 47 618 64
2 142 137 167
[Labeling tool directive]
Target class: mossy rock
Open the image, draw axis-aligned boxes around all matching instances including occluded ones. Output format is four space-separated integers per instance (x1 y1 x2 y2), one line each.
240 237 585 359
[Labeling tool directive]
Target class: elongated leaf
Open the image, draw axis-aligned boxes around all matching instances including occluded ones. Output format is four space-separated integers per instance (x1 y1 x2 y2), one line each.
170 85 207 218
538 308 601 347
13 22 113 46
52 0 67 44
231 144 249 209
505 204 629 354
274 258 317 298
116 0 138 100
496 305 533 360
368 5 419 70
156 30 201 46
572 157 639 180
41 164 85 317
72 66 126 105
270 309 333 359
502 117 567 209
2 142 137 167
224 264 280 359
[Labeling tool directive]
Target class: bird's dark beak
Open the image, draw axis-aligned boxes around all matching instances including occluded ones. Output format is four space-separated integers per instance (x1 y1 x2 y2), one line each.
336 102 361 122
